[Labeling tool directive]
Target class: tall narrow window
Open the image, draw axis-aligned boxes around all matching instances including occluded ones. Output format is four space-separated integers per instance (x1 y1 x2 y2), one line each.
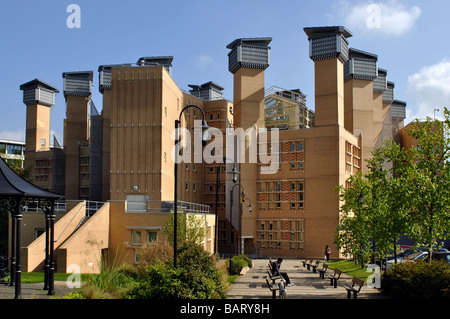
131 230 141 245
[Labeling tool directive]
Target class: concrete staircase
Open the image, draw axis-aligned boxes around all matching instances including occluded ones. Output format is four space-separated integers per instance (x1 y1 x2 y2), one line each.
21 201 109 274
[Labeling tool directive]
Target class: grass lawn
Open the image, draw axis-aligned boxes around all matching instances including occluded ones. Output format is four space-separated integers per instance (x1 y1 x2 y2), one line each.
20 272 92 284
326 259 373 282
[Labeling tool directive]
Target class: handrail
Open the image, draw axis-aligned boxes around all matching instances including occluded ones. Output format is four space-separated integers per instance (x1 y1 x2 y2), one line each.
54 202 85 242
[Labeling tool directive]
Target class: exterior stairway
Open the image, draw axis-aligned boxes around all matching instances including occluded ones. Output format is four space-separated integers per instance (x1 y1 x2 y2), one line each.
21 201 109 274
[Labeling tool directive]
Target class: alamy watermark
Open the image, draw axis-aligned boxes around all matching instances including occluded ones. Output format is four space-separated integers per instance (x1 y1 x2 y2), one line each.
66 264 81 288
366 4 382 29
366 264 381 288
66 4 81 29
172 123 280 174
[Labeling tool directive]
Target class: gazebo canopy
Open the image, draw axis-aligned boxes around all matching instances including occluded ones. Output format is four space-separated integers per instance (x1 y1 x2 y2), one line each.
0 157 62 200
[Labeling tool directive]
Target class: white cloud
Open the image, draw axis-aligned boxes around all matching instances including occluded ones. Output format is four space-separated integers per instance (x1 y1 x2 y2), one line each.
407 59 450 122
195 55 215 69
343 0 421 36
0 129 25 142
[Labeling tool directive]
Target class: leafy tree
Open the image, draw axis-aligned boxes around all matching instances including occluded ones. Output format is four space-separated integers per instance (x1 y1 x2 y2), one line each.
336 107 450 266
335 171 373 266
163 211 207 250
406 108 450 256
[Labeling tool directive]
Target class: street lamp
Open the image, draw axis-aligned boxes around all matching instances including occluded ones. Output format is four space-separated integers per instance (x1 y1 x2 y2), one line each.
174 105 209 268
214 157 240 255
229 183 250 275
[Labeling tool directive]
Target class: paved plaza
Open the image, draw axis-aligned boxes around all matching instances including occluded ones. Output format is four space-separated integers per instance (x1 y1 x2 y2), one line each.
227 259 385 299
0 259 386 300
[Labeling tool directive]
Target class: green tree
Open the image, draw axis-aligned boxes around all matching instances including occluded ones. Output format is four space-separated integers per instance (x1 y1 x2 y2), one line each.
335 171 373 266
336 107 450 266
163 211 207 250
406 108 450 256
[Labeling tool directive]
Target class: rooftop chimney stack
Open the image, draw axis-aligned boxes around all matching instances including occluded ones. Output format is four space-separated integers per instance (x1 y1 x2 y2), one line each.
304 26 352 127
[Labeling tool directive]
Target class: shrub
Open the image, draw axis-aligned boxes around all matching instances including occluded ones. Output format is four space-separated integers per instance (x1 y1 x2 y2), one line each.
136 237 173 267
381 260 450 299
126 242 227 299
225 254 253 275
126 261 190 299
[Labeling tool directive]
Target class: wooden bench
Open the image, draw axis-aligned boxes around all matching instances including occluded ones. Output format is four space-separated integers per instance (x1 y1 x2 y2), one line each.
318 263 328 279
305 259 313 270
343 277 365 299
265 278 287 299
310 260 320 273
325 268 342 288
268 258 274 271
302 258 309 268
266 270 283 299
267 270 283 281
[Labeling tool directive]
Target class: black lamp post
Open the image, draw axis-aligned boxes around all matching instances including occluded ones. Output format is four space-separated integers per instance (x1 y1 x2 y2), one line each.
214 158 240 255
174 105 209 268
229 183 251 275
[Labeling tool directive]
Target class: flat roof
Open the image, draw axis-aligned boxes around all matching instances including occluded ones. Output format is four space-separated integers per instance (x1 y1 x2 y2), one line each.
20 79 59 93
226 37 272 50
349 48 378 60
303 26 353 39
62 71 94 80
136 56 174 66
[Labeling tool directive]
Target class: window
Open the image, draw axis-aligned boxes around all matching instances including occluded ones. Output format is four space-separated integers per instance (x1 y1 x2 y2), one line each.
186 164 189 171
193 164 196 172
209 113 214 120
291 143 295 151
41 139 46 146
131 231 141 245
163 152 166 162
298 142 304 151
35 229 45 239
147 231 157 243
290 163 296 170
209 185 213 192
193 183 197 192
291 182 296 190
298 163 304 169
185 182 189 191
164 107 167 117
298 192 304 208
260 183 266 192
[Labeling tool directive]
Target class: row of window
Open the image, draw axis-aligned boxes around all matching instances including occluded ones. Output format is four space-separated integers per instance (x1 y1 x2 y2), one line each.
0 143 25 155
259 181 304 192
290 142 304 152
257 220 304 249
131 230 158 246
163 104 221 120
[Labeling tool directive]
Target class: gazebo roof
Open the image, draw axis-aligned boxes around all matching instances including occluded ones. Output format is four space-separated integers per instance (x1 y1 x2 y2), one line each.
0 157 63 199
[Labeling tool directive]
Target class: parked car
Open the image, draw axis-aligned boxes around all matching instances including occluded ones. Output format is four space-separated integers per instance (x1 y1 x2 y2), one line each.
430 251 450 264
406 251 429 261
387 251 429 269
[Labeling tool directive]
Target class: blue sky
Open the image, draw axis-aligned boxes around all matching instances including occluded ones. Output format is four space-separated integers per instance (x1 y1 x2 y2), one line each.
1 0 449 144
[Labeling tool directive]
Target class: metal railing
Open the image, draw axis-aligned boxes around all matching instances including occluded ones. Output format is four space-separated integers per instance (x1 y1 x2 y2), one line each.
126 199 211 214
